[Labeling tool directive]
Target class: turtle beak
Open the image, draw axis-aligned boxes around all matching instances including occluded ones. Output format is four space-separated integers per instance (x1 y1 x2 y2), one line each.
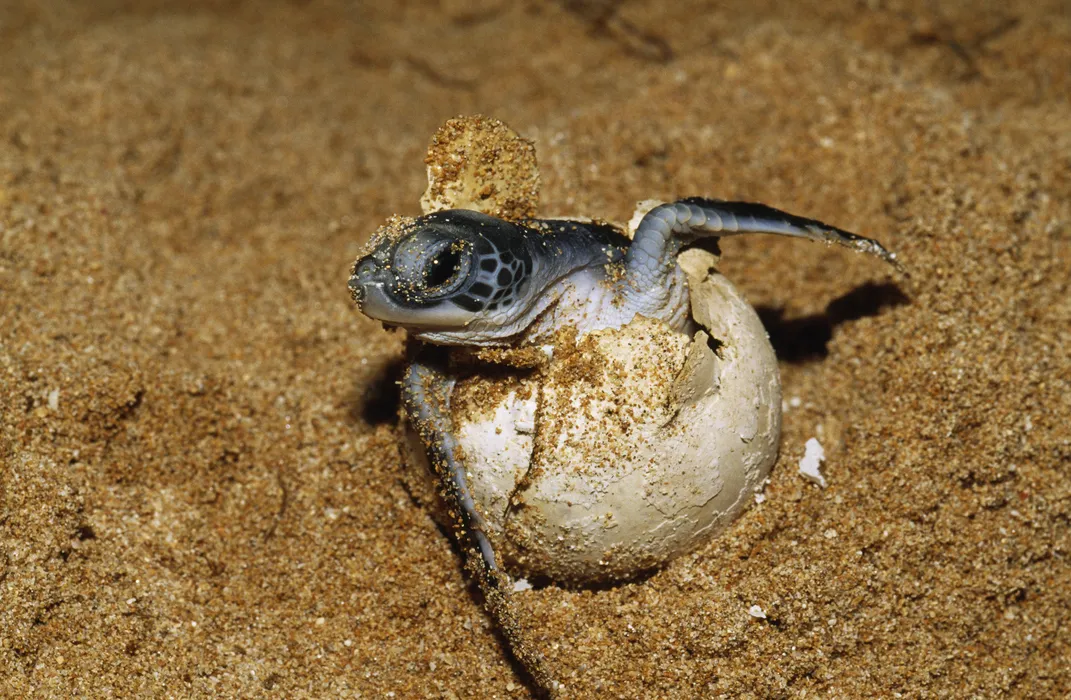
348 259 399 321
356 283 409 324
348 256 477 331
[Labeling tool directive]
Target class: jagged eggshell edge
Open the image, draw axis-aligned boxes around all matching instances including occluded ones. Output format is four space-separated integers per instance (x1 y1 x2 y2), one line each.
436 249 782 582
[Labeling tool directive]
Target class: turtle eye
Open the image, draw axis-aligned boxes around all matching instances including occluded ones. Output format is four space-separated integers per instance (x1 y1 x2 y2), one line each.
391 231 472 299
423 245 462 291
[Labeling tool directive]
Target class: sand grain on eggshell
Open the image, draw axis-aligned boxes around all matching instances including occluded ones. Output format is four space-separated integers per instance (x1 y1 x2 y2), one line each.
2 1 1070 698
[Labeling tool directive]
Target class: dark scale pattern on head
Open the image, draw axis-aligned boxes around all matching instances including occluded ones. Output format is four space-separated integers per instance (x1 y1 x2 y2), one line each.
454 236 532 314
454 294 485 312
470 282 494 298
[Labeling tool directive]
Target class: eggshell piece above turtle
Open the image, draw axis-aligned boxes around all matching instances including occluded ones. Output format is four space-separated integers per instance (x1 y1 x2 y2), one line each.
420 115 540 221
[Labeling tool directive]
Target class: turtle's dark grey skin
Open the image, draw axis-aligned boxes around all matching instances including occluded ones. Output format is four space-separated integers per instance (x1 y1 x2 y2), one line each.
349 197 900 578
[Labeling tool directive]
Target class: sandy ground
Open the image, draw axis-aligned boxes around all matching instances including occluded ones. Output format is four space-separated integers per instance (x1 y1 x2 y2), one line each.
2 1 1069 697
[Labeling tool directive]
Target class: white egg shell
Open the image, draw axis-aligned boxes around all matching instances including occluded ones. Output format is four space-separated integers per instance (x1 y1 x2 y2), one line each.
404 249 782 582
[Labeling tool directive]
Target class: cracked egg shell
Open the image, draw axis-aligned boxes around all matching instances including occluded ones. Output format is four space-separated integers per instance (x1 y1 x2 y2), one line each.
403 249 782 583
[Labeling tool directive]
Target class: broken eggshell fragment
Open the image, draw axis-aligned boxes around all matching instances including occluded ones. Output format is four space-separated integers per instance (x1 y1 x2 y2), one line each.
419 114 540 222
404 247 781 583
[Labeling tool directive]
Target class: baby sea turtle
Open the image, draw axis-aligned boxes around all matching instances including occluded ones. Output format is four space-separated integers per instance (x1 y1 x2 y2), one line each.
350 199 899 565
348 117 902 694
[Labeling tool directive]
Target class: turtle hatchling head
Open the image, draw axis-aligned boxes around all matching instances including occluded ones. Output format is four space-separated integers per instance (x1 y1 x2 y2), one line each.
349 210 537 344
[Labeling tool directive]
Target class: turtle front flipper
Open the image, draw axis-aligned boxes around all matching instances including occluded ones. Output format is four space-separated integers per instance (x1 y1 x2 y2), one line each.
402 358 500 574
624 198 904 308
401 351 559 696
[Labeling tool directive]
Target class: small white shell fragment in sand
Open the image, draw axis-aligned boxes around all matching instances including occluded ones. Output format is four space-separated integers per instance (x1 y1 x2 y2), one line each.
512 578 532 592
748 605 767 619
798 437 827 488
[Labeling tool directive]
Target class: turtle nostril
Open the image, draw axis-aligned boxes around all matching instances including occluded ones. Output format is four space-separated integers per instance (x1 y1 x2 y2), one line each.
354 259 378 279
349 259 380 304
347 278 366 306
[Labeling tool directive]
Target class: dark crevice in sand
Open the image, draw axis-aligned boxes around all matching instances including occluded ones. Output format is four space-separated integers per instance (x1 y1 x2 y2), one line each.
560 0 675 63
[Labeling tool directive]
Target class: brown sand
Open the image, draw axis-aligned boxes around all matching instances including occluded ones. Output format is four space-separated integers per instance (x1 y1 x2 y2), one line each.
2 1 1069 697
